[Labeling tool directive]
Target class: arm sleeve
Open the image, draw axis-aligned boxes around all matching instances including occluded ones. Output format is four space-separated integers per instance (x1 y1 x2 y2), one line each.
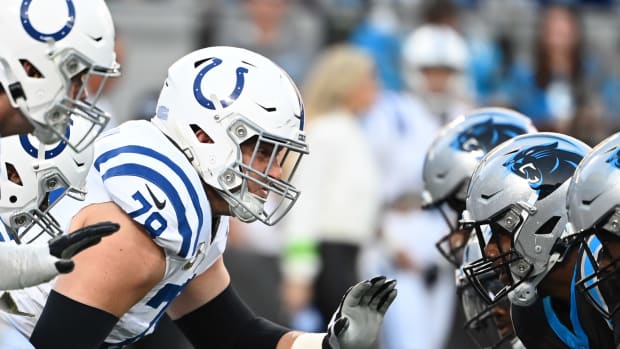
175 283 290 349
0 243 60 290
30 290 119 349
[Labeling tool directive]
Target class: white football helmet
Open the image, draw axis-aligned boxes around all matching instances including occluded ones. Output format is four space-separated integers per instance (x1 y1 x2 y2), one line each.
461 133 590 306
0 116 94 243
0 0 120 151
152 46 308 225
402 24 470 108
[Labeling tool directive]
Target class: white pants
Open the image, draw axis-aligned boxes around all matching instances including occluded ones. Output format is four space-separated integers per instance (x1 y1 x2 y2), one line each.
0 315 32 349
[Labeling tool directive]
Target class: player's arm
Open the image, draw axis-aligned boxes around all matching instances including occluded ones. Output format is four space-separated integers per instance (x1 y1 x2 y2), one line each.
169 257 397 349
30 202 166 349
0 222 118 290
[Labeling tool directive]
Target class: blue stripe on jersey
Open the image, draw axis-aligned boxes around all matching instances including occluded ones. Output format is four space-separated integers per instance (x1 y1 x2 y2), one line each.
102 164 194 258
95 146 204 256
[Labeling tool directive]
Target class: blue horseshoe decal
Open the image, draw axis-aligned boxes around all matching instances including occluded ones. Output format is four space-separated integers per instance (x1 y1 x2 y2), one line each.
193 58 249 110
21 0 76 43
20 123 71 159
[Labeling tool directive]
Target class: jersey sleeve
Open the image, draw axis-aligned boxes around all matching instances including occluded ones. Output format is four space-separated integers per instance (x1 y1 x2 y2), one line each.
88 128 211 260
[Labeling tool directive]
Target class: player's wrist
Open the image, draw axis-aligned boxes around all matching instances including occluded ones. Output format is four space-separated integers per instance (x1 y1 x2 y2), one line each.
290 332 329 349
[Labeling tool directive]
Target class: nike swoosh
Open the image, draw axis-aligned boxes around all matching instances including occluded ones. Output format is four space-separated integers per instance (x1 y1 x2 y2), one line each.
481 190 502 200
582 192 603 205
73 159 85 167
256 103 276 112
145 184 166 210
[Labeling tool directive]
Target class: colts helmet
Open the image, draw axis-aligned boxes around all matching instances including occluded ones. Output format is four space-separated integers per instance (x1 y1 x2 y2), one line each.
423 107 536 266
0 0 120 151
0 116 94 243
462 133 590 306
152 46 309 225
566 132 620 319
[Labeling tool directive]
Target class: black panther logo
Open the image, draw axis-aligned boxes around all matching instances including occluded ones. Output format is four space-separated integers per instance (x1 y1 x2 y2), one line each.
503 141 583 200
451 118 527 156
606 149 620 169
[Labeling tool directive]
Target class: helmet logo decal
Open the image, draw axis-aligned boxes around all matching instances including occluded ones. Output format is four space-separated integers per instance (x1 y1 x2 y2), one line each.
20 123 71 159
451 118 527 157
193 58 249 110
503 141 583 200
21 0 76 43
606 149 620 168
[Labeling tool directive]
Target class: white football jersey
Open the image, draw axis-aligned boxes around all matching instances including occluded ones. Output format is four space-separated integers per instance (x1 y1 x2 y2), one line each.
0 120 229 347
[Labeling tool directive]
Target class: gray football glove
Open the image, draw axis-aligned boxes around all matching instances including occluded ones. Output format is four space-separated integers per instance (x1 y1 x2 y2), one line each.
48 221 120 273
323 276 397 349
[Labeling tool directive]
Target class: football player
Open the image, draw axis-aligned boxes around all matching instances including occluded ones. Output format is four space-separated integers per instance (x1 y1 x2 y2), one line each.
2 46 397 349
422 107 536 267
565 132 620 346
422 108 534 349
0 0 120 290
462 133 614 348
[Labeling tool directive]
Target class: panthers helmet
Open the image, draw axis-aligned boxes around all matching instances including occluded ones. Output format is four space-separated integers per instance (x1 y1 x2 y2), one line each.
152 46 308 225
462 133 590 306
0 0 120 151
566 132 620 319
0 116 94 243
424 107 536 266
457 230 523 349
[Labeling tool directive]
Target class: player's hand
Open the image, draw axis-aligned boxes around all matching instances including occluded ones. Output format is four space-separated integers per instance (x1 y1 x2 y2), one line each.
323 276 397 349
48 222 120 273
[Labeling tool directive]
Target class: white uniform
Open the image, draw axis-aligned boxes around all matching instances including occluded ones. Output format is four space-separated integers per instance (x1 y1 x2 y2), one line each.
0 120 229 347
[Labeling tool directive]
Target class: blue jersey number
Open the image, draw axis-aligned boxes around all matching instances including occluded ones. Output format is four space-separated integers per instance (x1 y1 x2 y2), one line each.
128 190 168 237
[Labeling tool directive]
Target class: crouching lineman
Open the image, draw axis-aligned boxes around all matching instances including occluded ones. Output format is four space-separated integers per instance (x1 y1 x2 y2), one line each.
0 0 120 290
565 131 620 346
1 46 397 349
462 133 615 348
421 107 535 349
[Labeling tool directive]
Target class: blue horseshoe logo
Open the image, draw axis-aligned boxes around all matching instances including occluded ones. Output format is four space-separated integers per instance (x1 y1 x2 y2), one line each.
21 0 76 43
20 123 71 159
193 58 249 110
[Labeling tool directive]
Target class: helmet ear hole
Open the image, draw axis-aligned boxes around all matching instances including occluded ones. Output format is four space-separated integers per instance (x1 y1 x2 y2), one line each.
6 163 23 186
19 59 44 78
534 216 561 235
190 124 214 144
